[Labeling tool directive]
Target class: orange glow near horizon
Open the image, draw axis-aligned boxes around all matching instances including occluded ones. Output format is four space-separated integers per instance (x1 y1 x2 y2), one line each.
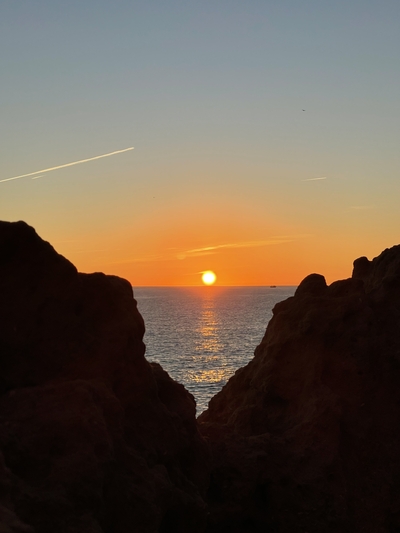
57 233 370 288
47 220 380 287
42 193 399 288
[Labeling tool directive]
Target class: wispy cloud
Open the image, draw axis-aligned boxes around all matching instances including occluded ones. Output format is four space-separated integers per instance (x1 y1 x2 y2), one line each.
73 249 111 254
109 235 311 265
109 253 172 265
0 147 134 184
177 237 300 259
302 176 327 181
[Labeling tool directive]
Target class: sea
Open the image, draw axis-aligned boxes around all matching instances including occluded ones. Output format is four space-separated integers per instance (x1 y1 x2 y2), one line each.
134 286 296 415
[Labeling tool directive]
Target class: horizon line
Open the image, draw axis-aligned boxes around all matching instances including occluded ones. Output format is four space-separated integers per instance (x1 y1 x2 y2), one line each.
130 284 299 288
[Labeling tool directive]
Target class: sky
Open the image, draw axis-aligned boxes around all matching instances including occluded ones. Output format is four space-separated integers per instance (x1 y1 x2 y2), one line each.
1 0 400 286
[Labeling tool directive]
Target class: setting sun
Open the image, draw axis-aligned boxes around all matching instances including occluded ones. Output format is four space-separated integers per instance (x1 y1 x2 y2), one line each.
202 271 217 286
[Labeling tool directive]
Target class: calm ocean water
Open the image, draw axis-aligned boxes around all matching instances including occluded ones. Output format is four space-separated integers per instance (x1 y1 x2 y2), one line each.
134 286 296 414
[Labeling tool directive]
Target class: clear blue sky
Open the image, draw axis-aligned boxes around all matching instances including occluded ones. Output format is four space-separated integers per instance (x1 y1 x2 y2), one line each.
1 1 400 285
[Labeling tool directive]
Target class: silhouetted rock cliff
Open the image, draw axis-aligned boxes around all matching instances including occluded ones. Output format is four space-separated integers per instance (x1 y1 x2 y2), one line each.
199 245 400 533
0 221 209 533
2 221 400 533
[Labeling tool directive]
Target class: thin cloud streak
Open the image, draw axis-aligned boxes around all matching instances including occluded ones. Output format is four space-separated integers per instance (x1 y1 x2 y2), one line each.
183 239 293 256
302 176 327 181
109 253 171 265
0 147 134 183
73 249 110 254
109 236 312 265
350 205 376 210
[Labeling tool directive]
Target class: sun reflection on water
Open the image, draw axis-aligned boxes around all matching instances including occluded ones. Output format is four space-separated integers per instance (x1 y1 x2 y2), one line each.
195 291 223 353
190 289 232 383
135 286 297 414
187 368 229 383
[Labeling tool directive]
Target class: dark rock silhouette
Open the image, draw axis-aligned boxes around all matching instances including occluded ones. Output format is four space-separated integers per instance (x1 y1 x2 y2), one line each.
2 220 400 533
0 221 209 533
199 245 400 532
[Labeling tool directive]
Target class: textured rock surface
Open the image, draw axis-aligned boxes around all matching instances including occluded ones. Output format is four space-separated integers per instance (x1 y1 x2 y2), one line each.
199 246 400 533
3 220 400 533
0 221 209 533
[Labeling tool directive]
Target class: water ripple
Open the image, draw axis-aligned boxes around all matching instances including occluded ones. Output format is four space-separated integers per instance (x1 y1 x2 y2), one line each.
135 286 295 415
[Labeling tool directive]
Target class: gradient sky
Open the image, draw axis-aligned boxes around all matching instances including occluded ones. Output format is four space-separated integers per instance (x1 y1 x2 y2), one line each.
1 1 400 286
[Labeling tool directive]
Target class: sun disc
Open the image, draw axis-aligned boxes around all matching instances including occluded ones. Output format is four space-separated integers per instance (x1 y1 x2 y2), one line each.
202 271 217 285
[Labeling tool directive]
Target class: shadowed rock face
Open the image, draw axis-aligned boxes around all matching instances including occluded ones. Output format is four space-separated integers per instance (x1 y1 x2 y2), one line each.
0 221 209 533
3 220 400 533
199 246 400 533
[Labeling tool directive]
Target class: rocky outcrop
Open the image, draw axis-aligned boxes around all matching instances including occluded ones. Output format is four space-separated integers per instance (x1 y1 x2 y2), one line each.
3 220 400 533
199 246 400 533
0 221 209 533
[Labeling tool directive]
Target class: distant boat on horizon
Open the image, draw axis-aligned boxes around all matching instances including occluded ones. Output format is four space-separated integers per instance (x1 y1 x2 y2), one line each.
270 285 277 288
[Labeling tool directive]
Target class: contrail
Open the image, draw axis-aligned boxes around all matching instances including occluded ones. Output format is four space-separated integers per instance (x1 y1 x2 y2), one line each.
0 147 134 184
302 176 327 181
